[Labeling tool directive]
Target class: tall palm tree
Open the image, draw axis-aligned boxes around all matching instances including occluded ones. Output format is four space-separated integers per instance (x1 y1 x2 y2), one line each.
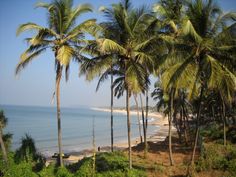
81 0 158 169
16 0 96 166
160 0 236 165
152 0 185 166
0 110 8 164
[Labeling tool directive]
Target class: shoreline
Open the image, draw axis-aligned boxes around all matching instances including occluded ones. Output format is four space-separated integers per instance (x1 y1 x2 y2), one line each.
46 108 170 165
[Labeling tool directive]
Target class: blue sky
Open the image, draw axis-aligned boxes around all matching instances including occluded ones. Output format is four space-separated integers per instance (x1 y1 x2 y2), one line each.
0 0 236 108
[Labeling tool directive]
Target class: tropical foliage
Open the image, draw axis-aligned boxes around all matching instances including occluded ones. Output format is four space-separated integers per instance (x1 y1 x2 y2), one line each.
7 0 236 176
16 0 96 166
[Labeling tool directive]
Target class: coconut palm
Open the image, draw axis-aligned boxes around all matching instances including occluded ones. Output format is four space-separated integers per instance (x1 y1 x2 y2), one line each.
0 110 8 163
81 0 159 168
159 0 236 165
16 0 96 166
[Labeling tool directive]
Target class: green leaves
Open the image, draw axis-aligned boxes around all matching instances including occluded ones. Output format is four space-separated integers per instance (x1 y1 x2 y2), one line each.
182 19 202 43
16 23 43 36
16 48 47 75
56 45 74 66
204 55 236 102
97 39 126 54
16 0 95 82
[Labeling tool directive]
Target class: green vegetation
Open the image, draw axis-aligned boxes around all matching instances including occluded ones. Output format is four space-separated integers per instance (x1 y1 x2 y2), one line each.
0 0 234 176
0 151 145 177
15 0 96 167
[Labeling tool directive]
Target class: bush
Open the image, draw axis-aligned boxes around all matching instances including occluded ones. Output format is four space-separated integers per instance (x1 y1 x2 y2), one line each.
56 167 73 177
96 169 146 177
73 158 93 177
73 152 146 177
96 152 128 172
228 159 236 175
37 165 55 177
3 162 37 177
196 143 236 174
201 123 223 141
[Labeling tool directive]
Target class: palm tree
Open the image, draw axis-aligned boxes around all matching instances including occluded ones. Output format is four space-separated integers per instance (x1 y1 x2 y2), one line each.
16 0 96 166
159 0 236 165
0 110 8 164
152 0 186 166
152 81 175 165
82 0 159 169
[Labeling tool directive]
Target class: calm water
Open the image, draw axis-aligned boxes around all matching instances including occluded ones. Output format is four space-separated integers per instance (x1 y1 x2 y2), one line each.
1 105 157 155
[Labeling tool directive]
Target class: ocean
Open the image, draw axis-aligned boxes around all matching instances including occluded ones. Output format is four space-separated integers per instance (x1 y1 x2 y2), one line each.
1 105 157 156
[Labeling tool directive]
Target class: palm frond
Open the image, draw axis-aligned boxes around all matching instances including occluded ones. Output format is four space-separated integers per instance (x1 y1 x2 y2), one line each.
16 48 47 75
56 45 74 66
65 3 93 31
182 19 202 43
97 38 126 54
16 23 43 36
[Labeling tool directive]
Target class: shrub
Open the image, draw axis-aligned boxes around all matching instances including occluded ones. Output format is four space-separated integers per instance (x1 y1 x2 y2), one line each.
73 152 146 177
96 152 128 172
56 167 73 177
37 165 55 177
73 158 93 177
3 162 37 177
196 143 236 173
228 159 236 175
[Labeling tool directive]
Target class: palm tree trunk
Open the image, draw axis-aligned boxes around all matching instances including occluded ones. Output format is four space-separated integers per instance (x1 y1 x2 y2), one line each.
110 70 114 152
212 106 215 122
126 89 132 169
92 118 96 177
183 110 188 146
139 94 147 150
221 99 226 146
191 86 204 165
0 129 8 163
145 88 149 130
56 67 63 167
134 95 142 143
169 89 174 166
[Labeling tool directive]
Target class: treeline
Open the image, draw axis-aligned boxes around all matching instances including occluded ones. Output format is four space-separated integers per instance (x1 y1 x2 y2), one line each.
0 0 235 175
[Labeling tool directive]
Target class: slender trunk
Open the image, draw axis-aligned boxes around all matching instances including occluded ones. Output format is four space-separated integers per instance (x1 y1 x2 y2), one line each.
145 88 149 154
212 106 215 122
191 86 204 165
56 67 63 167
0 129 8 163
183 107 190 131
183 110 188 146
145 88 149 130
222 100 226 146
134 95 143 143
179 106 184 143
126 89 132 169
110 70 114 152
175 110 181 143
169 89 174 166
139 95 147 151
92 118 96 177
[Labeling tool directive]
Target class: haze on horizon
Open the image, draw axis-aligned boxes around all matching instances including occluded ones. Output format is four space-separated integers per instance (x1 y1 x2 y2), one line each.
0 0 235 108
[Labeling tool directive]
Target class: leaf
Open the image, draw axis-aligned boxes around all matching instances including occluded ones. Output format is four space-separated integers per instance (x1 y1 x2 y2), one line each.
16 48 47 75
97 38 126 54
182 19 202 43
56 45 74 66
16 23 43 36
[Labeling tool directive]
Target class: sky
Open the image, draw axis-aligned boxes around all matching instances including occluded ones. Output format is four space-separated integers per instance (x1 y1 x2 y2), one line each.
0 0 236 108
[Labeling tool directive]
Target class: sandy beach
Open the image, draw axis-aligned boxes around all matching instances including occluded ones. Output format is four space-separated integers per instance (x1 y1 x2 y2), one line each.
46 108 172 165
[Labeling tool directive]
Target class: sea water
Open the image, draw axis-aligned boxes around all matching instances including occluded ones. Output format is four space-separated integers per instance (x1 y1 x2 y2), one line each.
1 105 157 155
